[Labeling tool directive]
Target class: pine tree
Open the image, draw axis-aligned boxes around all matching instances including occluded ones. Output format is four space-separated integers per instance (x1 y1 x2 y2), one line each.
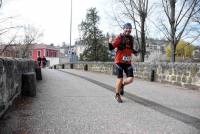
79 7 111 61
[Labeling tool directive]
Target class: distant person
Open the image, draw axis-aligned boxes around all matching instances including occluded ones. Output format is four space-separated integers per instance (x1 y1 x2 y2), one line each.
37 56 41 67
41 56 47 68
108 22 139 103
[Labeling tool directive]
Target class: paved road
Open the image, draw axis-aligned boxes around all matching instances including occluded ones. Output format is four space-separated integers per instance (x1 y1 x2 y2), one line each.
0 69 200 134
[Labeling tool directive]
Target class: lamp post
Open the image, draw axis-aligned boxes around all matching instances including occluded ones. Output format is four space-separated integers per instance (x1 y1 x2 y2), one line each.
70 0 72 48
69 0 72 62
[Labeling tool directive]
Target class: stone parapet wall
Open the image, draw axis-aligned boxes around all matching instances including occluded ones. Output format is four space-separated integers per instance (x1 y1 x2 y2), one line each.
0 58 35 117
55 62 113 74
55 62 200 90
156 63 200 89
133 62 156 81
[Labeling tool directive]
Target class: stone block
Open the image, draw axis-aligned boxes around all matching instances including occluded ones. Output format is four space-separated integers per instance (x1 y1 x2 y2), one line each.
0 101 5 113
171 75 176 81
35 68 42 80
0 59 3 74
177 76 181 82
169 70 172 75
21 72 36 97
70 64 73 69
187 77 192 84
4 59 14 78
182 76 187 83
62 64 65 69
196 71 200 78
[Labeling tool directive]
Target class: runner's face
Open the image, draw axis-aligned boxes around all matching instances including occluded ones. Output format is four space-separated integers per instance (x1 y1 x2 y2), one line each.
124 28 132 35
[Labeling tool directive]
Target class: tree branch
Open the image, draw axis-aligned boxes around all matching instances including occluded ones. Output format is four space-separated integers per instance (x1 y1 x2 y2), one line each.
0 35 17 55
162 0 171 23
176 0 196 28
176 0 197 44
175 0 187 26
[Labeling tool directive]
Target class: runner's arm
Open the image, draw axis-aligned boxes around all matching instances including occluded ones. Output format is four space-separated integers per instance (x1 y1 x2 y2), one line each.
108 35 121 51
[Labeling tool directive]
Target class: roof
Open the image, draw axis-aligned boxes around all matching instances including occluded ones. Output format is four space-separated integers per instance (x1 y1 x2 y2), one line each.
0 44 18 51
33 43 59 50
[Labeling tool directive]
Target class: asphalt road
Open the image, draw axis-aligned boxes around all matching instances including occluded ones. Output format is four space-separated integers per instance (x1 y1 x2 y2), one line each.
0 69 200 134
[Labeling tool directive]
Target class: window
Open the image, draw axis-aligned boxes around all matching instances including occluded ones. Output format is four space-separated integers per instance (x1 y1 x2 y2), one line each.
29 52 32 57
46 50 49 57
49 51 52 57
37 50 41 57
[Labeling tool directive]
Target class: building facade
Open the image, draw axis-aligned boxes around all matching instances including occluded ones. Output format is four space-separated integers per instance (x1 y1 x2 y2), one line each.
0 45 18 57
32 44 59 66
32 44 58 60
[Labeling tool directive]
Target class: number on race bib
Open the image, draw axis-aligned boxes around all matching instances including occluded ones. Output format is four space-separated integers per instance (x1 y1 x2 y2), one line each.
122 56 131 62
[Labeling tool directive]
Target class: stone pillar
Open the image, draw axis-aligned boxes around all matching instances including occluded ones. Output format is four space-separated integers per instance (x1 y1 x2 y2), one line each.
84 64 88 71
35 68 42 80
70 64 73 69
62 64 65 69
21 72 36 97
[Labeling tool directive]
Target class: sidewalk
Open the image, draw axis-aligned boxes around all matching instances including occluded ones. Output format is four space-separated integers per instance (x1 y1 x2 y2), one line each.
60 69 200 119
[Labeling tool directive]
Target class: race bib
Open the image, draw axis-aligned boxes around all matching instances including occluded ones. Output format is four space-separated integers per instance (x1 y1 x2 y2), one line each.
122 56 131 62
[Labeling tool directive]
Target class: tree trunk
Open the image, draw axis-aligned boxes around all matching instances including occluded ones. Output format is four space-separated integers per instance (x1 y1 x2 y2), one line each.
170 0 176 62
170 40 176 62
140 17 146 62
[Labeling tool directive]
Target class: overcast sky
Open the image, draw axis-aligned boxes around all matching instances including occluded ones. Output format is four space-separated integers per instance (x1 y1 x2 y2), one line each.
0 0 199 46
0 0 119 45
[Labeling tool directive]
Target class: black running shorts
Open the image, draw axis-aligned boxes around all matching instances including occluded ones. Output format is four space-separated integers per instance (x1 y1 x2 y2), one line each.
115 63 134 78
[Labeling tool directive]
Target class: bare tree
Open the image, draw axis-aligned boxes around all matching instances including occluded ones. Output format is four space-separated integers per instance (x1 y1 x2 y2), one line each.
161 0 200 62
113 0 149 62
194 12 200 24
19 25 43 58
0 24 42 58
0 34 17 56
192 0 200 42
0 16 22 56
192 0 200 24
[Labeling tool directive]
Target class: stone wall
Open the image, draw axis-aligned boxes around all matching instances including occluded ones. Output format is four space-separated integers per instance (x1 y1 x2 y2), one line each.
55 62 200 90
55 62 114 75
0 58 35 117
156 63 200 89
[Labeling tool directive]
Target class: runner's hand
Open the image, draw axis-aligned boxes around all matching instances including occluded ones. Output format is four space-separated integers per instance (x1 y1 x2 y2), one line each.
109 37 113 44
108 37 114 50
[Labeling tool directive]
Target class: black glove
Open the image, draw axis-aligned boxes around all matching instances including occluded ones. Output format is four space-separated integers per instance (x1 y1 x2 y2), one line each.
132 49 139 54
109 43 114 51
132 49 141 56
